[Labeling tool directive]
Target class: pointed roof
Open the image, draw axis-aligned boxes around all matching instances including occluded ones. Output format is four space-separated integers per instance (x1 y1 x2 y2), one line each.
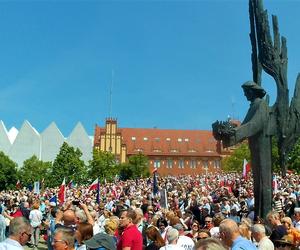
41 122 65 162
67 122 90 143
8 120 41 167
41 122 64 138
67 122 92 163
0 121 11 154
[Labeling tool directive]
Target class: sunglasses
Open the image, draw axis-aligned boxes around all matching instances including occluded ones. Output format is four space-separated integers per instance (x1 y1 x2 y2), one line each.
23 232 32 238
198 236 208 240
53 239 67 245
275 242 292 248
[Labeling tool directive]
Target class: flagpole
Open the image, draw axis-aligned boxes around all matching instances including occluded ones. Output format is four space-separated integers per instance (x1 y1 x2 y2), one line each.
96 177 100 204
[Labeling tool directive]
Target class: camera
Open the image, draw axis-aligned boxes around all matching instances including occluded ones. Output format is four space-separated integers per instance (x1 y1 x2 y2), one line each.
72 200 80 206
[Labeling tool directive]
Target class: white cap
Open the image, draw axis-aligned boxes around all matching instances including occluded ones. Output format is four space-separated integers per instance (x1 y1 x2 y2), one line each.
49 202 56 207
294 207 300 213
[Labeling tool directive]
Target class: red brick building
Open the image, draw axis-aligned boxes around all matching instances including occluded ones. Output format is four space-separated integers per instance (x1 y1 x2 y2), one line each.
94 119 224 175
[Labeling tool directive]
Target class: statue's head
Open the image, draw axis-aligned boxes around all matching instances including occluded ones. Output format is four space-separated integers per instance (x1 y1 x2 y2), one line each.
241 81 266 101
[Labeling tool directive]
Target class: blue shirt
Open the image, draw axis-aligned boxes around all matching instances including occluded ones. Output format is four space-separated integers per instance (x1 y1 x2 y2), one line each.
232 236 257 250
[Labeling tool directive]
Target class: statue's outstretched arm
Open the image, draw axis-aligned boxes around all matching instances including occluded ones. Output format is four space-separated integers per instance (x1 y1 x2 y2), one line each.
221 100 269 147
233 101 269 143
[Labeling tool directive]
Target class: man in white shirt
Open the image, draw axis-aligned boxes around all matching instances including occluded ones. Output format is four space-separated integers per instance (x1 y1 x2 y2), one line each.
0 217 32 250
160 228 183 250
221 199 231 217
293 207 300 230
252 224 274 250
173 224 194 250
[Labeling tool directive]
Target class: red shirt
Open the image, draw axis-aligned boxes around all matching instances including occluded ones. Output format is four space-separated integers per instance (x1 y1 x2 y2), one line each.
11 209 23 218
117 224 143 250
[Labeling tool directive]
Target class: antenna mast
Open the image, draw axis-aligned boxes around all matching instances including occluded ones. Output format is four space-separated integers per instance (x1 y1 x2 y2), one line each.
231 97 235 120
109 69 114 118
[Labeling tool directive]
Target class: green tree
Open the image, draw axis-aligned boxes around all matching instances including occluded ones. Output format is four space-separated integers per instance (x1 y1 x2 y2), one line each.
88 150 117 182
118 162 134 181
0 151 18 190
118 153 149 180
51 142 87 187
222 143 250 172
128 153 149 178
288 138 300 174
222 139 280 173
18 156 52 187
271 137 280 173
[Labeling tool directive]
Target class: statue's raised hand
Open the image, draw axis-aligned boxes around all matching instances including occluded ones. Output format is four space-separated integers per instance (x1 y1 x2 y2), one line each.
212 120 236 147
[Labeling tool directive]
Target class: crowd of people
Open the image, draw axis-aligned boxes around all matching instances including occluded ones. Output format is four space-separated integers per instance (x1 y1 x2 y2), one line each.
0 172 300 249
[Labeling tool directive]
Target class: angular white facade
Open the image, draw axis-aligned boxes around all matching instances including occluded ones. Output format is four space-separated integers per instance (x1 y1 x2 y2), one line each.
0 120 93 168
8 121 41 167
41 122 65 162
67 122 93 163
0 121 11 154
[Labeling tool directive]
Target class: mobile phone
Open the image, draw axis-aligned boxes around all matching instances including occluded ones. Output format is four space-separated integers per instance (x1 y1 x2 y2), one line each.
72 200 80 206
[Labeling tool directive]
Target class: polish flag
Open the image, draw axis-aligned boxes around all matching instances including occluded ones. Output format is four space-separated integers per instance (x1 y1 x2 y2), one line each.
58 178 66 204
273 175 278 194
242 159 251 178
16 180 21 189
89 178 99 191
220 177 225 187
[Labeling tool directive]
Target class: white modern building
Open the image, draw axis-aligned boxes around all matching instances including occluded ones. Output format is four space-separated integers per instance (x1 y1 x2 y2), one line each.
0 120 93 168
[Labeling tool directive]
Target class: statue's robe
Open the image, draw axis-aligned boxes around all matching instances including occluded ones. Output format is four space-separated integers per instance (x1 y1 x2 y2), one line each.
233 98 272 219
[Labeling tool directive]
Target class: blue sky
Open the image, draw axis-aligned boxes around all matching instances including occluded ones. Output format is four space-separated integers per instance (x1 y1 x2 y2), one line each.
0 0 300 136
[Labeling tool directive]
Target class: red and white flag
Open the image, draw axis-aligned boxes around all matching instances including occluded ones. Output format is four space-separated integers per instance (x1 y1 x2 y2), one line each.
58 178 66 204
16 180 21 189
273 175 278 194
89 178 99 191
152 167 158 174
242 159 251 178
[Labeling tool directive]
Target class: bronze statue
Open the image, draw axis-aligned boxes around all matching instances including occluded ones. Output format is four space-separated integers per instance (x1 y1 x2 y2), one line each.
213 81 272 219
212 0 300 220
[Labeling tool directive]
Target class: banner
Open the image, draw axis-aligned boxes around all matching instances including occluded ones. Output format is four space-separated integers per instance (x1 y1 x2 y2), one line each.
159 189 168 209
33 181 40 194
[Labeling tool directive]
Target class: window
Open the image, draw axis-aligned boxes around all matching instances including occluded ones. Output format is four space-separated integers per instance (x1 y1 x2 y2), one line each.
214 160 220 168
143 137 148 141
184 138 189 142
170 149 178 153
178 138 182 142
190 160 196 169
153 149 162 153
154 137 160 142
188 149 197 153
179 159 184 168
131 137 136 141
167 159 173 168
203 161 208 168
166 138 171 141
154 160 161 168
